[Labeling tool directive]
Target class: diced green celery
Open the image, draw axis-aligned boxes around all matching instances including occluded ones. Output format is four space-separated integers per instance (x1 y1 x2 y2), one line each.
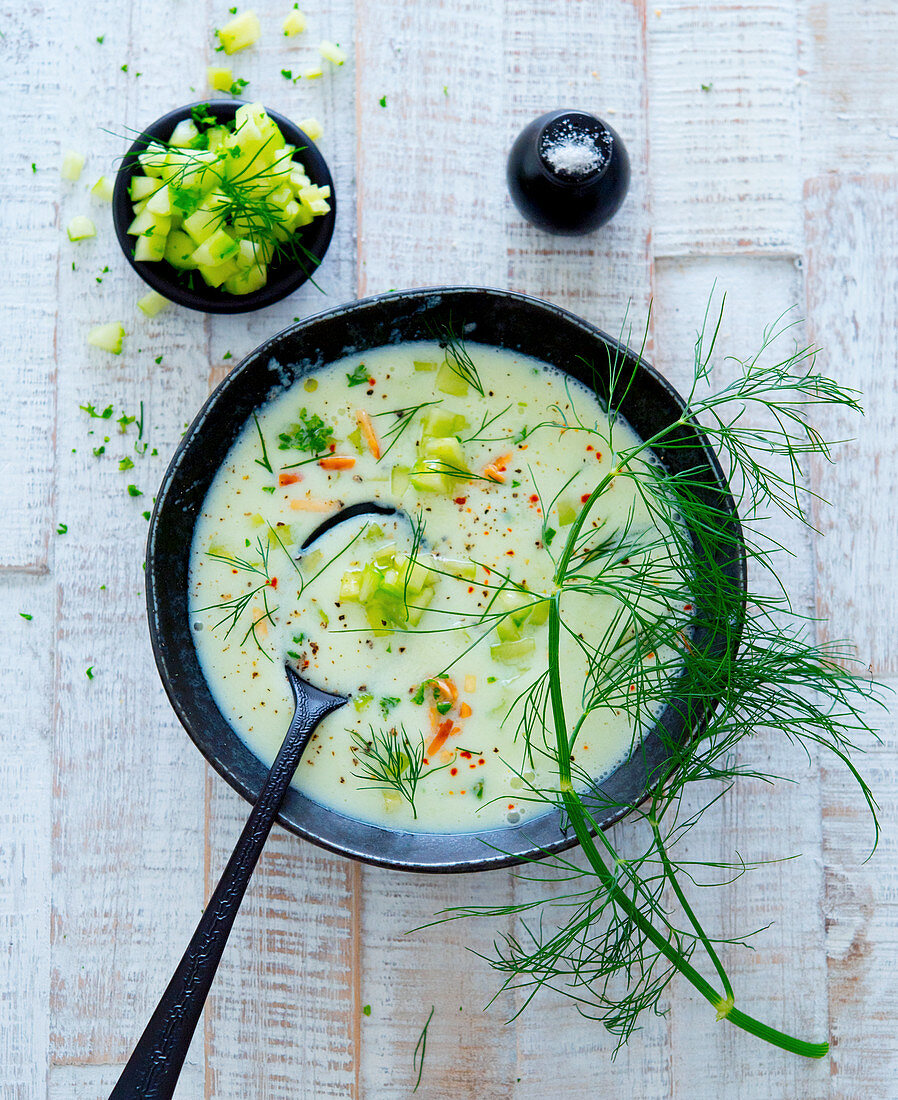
61 150 85 181
66 216 96 242
169 119 200 148
372 543 399 563
283 8 307 35
90 176 114 201
405 587 433 625
207 66 233 92
363 524 384 541
421 408 467 438
358 564 383 603
218 11 261 54
137 290 170 317
134 233 167 262
391 465 410 496
353 692 373 711
249 513 265 527
87 322 125 354
490 637 535 663
413 360 437 372
299 117 323 142
436 360 468 396
164 230 199 270
422 435 468 474
318 39 346 65
346 426 365 454
409 463 452 494
557 499 578 526
268 523 293 545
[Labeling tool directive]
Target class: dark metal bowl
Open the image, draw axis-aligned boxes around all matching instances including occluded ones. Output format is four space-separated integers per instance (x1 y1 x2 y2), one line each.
112 100 336 314
146 287 745 871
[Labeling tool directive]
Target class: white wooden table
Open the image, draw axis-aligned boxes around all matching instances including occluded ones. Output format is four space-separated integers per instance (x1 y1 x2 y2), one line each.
4 2 897 1097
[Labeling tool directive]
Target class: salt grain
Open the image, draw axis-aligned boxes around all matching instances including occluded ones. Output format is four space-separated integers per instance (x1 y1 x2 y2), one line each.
541 121 606 177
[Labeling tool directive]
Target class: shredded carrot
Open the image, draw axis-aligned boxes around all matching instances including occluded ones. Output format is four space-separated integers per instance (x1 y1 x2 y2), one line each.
428 718 454 755
318 455 356 471
355 409 381 459
289 497 337 512
433 677 458 705
278 471 302 486
459 701 472 719
483 451 512 482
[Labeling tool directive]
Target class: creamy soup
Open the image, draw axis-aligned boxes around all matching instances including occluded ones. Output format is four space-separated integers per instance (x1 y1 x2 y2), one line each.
189 341 684 832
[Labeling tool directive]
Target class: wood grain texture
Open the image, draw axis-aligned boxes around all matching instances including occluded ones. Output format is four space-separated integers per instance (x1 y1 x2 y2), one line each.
647 1 802 256
0 577 54 1098
503 0 653 333
804 175 898 677
0 1 60 569
48 0 210 1068
799 2 898 177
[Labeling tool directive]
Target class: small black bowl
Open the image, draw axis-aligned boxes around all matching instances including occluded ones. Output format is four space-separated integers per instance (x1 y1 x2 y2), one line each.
112 100 336 314
146 287 746 872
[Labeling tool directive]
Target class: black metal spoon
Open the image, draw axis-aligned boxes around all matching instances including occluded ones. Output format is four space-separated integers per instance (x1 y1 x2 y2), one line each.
108 667 347 1100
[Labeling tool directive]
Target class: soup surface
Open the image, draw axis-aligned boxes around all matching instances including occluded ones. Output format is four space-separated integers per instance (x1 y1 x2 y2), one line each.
189 340 684 831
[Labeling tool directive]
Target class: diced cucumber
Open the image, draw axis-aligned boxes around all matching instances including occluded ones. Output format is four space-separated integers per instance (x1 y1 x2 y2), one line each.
61 150 85 181
137 290 170 317
66 216 96 242
134 233 167 262
528 598 550 625
299 117 323 142
490 638 536 663
222 264 267 295
127 209 170 237
87 322 125 355
217 11 261 54
283 8 307 35
391 465 410 496
164 229 199 270
169 120 200 148
318 40 347 65
413 359 437 372
301 63 324 79
268 523 293 546
339 571 363 600
197 258 240 288
496 616 522 642
137 143 170 177
129 176 160 202
421 408 467 438
207 66 233 92
437 558 477 581
205 124 231 152
182 205 221 245
191 228 240 267
557 498 578 526
409 462 452 494
145 184 172 216
436 359 468 396
422 435 468 474
90 176 114 201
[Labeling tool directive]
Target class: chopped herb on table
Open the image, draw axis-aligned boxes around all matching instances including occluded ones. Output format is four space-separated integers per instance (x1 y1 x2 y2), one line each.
412 1006 434 1092
19 612 33 621
85 666 95 679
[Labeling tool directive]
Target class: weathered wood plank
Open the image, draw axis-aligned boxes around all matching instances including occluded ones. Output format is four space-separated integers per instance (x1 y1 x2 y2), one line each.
799 2 898 178
647 1 802 256
0 1 61 569
49 0 211 1066
651 259 830 1099
0 577 54 1099
503 0 653 334
804 175 898 677
48 1060 204 1099
822 699 897 1100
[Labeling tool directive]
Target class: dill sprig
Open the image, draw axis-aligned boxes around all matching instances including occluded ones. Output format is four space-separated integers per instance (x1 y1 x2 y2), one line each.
417 298 883 1060
373 399 443 460
432 319 485 395
412 1005 435 1092
351 725 450 819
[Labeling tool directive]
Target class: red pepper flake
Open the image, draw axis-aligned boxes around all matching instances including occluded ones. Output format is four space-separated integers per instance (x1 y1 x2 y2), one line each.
231 568 238 574
477 758 485 765
459 750 472 759
453 496 467 505
368 376 376 386
581 493 590 503
529 494 539 503
450 767 458 776
328 441 336 453
269 577 278 589
507 803 515 810
423 757 429 765
596 451 603 460
505 549 515 556
469 763 477 769
467 585 474 593
586 444 594 451
683 603 693 611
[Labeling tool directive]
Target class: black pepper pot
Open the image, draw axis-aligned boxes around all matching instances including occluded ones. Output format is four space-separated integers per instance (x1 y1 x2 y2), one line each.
506 109 630 235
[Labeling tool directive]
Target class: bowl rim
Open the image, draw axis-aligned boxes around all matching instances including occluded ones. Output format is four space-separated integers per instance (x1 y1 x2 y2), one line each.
111 99 336 314
145 286 747 872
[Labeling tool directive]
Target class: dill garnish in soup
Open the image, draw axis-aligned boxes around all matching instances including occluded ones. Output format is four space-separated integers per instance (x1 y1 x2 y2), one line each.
189 340 689 831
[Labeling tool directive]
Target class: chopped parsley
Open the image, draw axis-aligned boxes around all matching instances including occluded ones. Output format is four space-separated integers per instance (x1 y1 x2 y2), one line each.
281 69 293 80
362 1004 371 1017
31 162 37 173
19 612 33 621
119 457 135 471
190 103 217 131
379 95 387 108
701 82 713 92
278 408 334 453
346 363 369 387
154 355 163 364
222 350 232 360
121 64 128 72
228 78 250 97
96 35 105 43
57 523 68 534
80 403 114 420
472 780 484 800
142 510 151 520
379 696 401 720
126 484 143 497
85 666 95 679
543 527 556 547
